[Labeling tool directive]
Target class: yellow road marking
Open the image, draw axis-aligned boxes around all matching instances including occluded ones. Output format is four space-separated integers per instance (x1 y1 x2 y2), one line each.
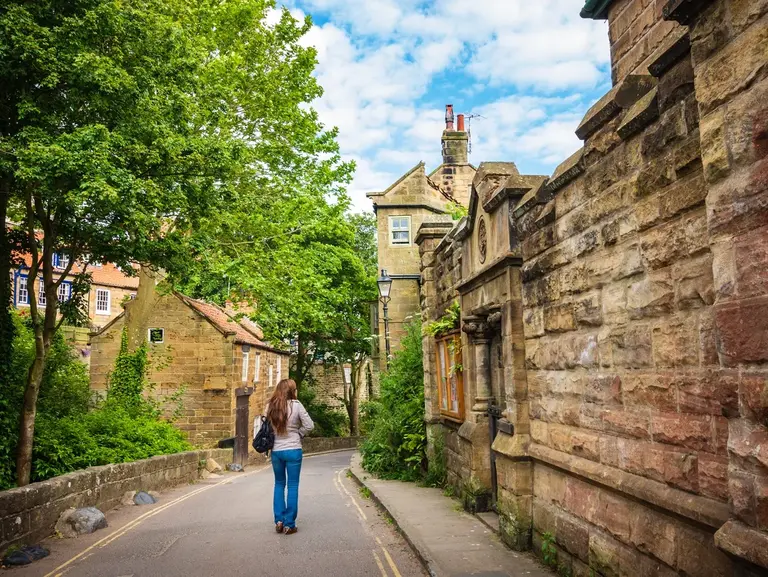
43 477 230 577
380 545 403 577
372 550 388 577
337 469 367 521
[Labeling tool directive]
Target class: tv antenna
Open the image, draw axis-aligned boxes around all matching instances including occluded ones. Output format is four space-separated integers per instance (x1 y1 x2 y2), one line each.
465 114 485 154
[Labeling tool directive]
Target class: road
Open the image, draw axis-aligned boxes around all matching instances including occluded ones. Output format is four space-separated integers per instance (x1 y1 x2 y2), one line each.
17 451 427 577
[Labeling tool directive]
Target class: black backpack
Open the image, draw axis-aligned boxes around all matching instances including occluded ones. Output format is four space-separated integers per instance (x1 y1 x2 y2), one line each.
253 415 275 454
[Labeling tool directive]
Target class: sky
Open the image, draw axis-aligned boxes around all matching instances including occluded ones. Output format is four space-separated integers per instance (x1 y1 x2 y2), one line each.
274 1 612 212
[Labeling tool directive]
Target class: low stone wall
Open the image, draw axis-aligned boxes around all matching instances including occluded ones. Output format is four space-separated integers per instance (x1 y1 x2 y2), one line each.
0 448 232 553
302 436 361 455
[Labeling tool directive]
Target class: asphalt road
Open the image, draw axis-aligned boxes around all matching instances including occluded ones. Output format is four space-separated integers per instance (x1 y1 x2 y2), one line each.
15 451 427 577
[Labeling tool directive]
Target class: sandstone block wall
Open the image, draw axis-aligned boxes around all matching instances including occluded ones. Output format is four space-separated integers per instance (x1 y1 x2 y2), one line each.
0 448 232 553
418 0 768 573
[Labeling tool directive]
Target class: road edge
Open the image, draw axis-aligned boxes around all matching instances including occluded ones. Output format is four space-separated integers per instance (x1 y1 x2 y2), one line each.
347 452 441 577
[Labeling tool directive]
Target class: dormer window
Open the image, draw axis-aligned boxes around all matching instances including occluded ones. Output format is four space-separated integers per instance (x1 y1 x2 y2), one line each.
389 216 411 246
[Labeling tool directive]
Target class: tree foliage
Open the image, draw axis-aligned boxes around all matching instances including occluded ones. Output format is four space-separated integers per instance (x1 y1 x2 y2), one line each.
0 0 351 484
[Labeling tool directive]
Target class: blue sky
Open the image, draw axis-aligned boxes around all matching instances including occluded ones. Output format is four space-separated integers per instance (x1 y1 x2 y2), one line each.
273 1 612 211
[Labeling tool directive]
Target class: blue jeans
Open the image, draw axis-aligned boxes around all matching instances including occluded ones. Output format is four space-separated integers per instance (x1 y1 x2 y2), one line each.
271 449 303 528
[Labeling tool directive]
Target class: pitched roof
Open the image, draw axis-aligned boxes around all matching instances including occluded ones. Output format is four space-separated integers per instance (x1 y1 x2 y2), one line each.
178 294 277 350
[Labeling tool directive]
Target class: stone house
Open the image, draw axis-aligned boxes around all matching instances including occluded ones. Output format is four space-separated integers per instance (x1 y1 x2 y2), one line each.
310 360 375 411
417 1 768 576
90 273 289 448
11 250 139 330
367 106 476 369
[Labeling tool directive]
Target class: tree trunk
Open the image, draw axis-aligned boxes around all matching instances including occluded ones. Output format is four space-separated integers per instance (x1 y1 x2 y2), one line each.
15 336 46 486
348 361 361 437
0 176 13 386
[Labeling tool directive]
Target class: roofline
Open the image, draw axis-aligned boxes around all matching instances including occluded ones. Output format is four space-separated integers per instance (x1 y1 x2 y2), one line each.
580 0 614 19
427 162 477 179
367 161 425 200
89 310 126 337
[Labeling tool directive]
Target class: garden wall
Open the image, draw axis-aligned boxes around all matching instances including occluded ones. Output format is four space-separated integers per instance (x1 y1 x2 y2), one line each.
0 448 232 553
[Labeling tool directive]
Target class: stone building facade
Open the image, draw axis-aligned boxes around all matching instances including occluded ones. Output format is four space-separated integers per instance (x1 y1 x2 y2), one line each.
90 273 289 449
418 1 768 575
368 106 476 369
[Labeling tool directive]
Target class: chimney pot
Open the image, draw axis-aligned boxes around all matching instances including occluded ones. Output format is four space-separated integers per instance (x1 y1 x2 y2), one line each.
457 114 465 132
445 104 454 130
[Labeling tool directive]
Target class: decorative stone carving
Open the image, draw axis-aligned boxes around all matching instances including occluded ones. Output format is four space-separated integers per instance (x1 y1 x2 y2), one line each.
478 217 487 264
462 316 491 341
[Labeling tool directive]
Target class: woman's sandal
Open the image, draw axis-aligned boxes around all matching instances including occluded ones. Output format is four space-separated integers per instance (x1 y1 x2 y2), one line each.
284 527 298 535
275 522 284 533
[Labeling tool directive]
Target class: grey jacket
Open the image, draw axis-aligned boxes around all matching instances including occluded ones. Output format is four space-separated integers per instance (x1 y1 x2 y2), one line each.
258 400 314 452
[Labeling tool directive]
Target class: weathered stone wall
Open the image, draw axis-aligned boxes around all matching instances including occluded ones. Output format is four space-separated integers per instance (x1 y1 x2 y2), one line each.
607 0 684 83
309 362 373 411
0 448 232 553
417 1 768 574
302 436 362 455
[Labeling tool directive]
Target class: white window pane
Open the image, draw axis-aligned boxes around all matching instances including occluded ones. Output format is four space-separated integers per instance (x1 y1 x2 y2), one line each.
57 283 70 302
254 354 261 382
18 277 29 305
95 289 111 314
38 280 46 306
242 352 249 382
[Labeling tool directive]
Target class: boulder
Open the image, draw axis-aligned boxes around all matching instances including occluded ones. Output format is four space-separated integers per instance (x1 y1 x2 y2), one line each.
133 491 156 505
55 507 108 538
205 458 222 473
121 491 137 507
227 463 244 472
2 545 49 566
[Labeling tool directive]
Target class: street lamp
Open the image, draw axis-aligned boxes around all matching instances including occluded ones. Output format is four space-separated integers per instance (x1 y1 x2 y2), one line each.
377 269 393 369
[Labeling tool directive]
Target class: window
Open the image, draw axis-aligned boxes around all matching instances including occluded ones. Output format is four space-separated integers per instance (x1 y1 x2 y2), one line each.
344 367 352 384
435 334 464 421
95 289 111 315
17 276 29 306
276 359 282 383
38 281 46 306
148 328 164 344
253 353 261 382
389 216 411 245
57 282 71 302
242 351 250 382
268 365 274 388
52 253 70 270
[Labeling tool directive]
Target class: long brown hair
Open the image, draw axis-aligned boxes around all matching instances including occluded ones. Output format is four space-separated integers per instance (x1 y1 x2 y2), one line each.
266 379 297 435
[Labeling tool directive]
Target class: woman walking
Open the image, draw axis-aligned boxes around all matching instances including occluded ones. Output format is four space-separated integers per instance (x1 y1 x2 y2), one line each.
264 379 314 534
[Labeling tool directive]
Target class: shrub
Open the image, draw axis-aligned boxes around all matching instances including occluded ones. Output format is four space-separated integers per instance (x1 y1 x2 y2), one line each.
0 314 191 489
360 318 426 481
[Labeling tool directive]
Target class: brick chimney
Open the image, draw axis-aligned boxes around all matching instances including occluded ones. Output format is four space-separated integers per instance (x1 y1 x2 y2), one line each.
441 104 468 165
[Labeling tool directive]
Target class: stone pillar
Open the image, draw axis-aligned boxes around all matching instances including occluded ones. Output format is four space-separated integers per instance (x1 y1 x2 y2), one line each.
462 316 493 412
667 0 768 570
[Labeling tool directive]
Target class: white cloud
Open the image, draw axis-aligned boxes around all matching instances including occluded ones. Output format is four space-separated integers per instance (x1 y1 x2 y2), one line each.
282 0 611 210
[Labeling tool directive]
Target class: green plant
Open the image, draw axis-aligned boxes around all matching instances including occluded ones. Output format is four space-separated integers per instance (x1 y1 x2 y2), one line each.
424 301 461 338
359 486 371 499
447 202 468 221
423 428 447 488
361 319 426 481
541 531 558 568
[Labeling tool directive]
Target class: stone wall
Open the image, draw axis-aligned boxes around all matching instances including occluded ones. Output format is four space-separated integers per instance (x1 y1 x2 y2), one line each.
302 436 362 455
0 448 232 553
417 1 768 574
309 362 373 411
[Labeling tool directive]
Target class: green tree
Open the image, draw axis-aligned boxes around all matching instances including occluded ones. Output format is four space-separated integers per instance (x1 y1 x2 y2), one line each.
1 0 349 485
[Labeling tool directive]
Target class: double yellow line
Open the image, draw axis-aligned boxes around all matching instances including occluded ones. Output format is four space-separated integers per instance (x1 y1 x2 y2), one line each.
332 469 401 577
45 476 233 577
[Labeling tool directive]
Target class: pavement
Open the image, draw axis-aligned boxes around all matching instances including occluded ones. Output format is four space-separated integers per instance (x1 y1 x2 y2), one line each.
349 453 553 577
12 451 426 577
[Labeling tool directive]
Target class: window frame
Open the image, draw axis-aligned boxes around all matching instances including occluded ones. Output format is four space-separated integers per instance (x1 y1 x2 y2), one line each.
37 280 46 307
95 288 111 315
435 332 464 422
253 353 261 383
241 351 250 382
389 215 412 246
57 281 72 302
16 275 29 306
268 365 274 388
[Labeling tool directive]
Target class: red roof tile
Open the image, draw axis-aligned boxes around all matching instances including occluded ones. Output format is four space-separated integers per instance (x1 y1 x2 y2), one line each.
179 295 268 348
15 252 139 290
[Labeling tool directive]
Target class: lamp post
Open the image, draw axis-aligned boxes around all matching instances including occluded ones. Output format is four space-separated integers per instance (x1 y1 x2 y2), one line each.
377 269 393 369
